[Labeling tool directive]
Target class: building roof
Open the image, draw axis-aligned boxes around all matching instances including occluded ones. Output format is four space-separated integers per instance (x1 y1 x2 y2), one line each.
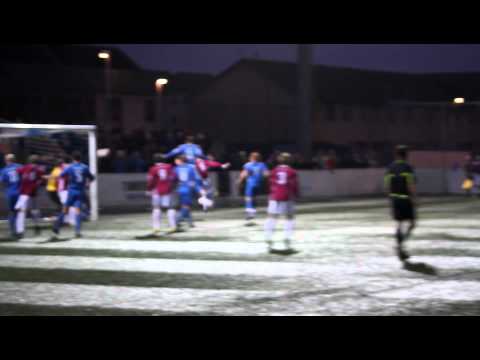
212 59 480 105
0 44 139 70
0 45 214 97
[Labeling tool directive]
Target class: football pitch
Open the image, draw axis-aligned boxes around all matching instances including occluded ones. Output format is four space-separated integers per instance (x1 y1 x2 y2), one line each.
1 196 480 316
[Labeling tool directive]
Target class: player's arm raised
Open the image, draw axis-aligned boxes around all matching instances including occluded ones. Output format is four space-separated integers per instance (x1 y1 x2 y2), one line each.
164 145 183 159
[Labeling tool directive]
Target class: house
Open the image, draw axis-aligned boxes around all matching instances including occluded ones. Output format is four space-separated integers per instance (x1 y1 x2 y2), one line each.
0 45 214 149
192 58 480 159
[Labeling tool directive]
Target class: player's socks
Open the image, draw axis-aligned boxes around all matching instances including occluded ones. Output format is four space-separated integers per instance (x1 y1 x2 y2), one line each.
68 208 76 226
16 211 26 235
395 228 404 246
265 217 276 243
405 224 415 240
152 209 161 232
167 209 177 229
8 212 16 236
53 212 65 233
245 199 255 216
285 220 294 244
183 208 194 227
246 208 256 221
179 207 191 225
74 213 82 236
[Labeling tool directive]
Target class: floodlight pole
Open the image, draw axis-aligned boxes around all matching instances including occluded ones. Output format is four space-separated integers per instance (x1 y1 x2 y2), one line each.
298 44 313 160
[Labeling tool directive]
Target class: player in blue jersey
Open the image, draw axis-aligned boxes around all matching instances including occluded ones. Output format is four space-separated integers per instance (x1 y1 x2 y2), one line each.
0 154 22 239
164 135 205 164
174 155 204 229
237 152 269 221
52 151 95 239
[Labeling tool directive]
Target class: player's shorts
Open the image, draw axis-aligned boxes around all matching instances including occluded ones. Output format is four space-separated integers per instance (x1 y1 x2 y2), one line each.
391 198 415 221
6 192 19 212
58 190 68 205
152 194 174 208
66 190 87 209
14 194 30 211
267 200 295 216
177 188 193 206
245 182 260 198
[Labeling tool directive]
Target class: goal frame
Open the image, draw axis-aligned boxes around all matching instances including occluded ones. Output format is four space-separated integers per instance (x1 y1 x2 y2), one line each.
0 123 99 221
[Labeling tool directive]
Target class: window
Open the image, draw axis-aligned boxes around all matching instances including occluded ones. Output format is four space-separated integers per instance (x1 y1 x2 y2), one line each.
145 99 155 123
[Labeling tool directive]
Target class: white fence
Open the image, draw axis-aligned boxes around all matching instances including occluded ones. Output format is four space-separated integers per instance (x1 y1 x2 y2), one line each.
0 168 469 216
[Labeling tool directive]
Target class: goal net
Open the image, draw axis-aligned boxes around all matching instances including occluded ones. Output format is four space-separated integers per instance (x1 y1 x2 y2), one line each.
0 123 98 222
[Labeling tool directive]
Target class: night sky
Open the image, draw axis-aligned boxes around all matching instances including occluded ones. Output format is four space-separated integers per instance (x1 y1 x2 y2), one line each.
98 44 480 74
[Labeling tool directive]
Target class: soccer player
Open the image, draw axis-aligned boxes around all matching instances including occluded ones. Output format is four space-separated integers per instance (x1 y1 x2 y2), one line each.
237 152 269 221
384 145 417 262
47 157 75 224
15 155 45 238
0 154 22 239
174 155 204 228
264 153 299 253
147 153 177 234
165 135 205 164
52 151 95 239
46 158 63 211
195 155 230 211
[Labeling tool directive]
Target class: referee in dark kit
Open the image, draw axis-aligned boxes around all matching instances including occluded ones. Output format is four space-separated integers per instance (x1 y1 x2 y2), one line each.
384 145 417 262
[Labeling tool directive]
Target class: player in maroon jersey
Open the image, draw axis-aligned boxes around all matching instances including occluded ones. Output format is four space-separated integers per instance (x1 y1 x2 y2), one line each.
264 152 299 253
195 155 230 211
14 155 45 238
147 153 177 234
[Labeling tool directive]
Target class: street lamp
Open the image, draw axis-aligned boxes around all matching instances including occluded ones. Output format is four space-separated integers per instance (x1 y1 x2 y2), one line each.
98 50 112 135
155 78 169 92
155 78 169 127
98 50 111 60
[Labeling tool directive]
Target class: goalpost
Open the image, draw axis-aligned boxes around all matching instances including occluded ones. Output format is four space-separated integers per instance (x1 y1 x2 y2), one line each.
0 123 99 221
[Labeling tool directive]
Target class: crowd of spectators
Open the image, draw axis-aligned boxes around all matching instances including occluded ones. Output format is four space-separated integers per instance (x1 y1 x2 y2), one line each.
95 129 392 173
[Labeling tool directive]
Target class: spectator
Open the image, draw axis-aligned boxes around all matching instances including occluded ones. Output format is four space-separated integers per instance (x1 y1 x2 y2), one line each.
325 150 337 173
312 151 324 169
127 151 147 173
113 150 128 173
